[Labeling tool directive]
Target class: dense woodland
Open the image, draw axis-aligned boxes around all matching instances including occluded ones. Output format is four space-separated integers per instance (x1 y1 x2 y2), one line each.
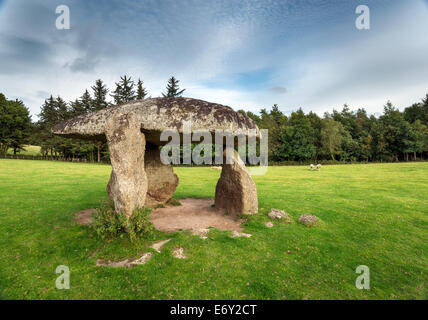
239 98 428 163
1 75 427 164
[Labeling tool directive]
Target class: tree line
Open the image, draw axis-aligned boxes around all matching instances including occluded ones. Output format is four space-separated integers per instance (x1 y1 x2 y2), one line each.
0 76 185 161
1 75 427 163
239 97 428 163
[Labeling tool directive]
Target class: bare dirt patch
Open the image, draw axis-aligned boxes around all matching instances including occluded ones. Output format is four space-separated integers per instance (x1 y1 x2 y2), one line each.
150 198 244 233
75 208 96 225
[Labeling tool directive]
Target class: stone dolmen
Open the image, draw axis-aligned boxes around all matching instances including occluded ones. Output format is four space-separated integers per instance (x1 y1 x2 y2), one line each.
52 97 260 218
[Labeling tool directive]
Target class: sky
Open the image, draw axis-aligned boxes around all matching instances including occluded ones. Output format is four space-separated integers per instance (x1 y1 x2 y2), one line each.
0 0 428 119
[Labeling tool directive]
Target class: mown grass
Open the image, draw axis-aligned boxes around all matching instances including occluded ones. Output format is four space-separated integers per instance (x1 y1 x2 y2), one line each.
6 145 41 156
0 159 426 300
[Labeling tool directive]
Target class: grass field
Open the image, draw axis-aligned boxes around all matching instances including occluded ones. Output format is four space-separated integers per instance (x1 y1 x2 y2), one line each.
6 145 41 156
0 159 427 300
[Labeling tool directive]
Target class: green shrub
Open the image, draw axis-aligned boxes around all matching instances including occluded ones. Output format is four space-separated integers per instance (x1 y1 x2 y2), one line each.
93 204 154 242
92 204 127 239
127 207 155 242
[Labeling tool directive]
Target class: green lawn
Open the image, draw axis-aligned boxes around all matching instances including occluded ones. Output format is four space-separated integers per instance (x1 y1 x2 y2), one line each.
0 159 427 300
6 145 41 156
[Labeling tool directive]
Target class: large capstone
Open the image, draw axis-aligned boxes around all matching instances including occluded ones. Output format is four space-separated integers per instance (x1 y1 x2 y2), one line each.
106 113 147 217
51 97 260 144
215 148 258 216
52 97 261 220
144 143 179 207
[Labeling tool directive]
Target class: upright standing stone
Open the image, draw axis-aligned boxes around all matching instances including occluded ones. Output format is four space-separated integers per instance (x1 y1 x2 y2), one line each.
106 113 147 218
52 97 261 221
215 148 258 216
144 143 179 207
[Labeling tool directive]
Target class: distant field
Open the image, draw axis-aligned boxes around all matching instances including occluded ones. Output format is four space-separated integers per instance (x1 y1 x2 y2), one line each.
0 160 426 299
6 145 41 156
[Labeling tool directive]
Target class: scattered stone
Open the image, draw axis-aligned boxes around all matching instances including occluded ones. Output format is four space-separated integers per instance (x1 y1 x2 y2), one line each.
265 222 274 228
74 208 96 225
298 214 320 227
150 239 171 253
95 258 128 267
268 209 292 223
231 231 252 238
95 252 153 268
106 113 147 218
215 148 258 216
191 228 210 239
172 247 186 259
129 253 153 266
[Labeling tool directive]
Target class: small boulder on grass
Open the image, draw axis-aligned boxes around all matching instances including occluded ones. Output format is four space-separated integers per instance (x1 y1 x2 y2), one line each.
298 214 321 227
173 247 186 259
265 222 274 228
268 209 292 223
231 231 252 238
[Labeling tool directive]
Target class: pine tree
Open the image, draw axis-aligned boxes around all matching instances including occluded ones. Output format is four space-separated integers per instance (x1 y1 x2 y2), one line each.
110 75 136 104
162 76 185 97
136 78 148 100
69 99 86 117
90 79 110 162
91 79 109 111
80 90 93 113
121 76 136 102
111 84 122 105
38 95 58 127
38 95 70 158
420 94 428 126
55 96 69 121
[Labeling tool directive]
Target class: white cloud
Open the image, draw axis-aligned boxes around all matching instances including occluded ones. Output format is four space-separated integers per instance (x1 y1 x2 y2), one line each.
271 0 428 114
0 0 427 119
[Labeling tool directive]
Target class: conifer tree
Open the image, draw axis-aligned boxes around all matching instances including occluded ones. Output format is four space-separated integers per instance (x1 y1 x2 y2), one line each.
80 90 93 113
39 95 58 127
89 80 110 162
136 78 148 100
111 75 136 104
91 79 109 111
69 99 86 117
162 76 185 97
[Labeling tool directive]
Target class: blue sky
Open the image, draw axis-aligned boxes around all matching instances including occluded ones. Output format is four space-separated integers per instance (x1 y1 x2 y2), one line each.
0 0 428 118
